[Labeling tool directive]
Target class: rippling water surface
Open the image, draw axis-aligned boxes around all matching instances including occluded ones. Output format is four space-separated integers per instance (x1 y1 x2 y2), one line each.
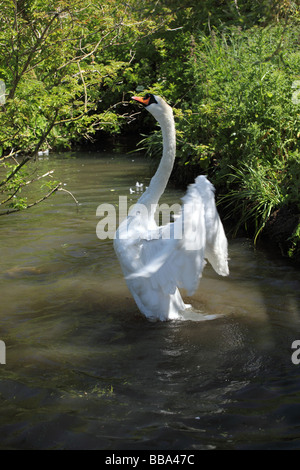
1 152 300 450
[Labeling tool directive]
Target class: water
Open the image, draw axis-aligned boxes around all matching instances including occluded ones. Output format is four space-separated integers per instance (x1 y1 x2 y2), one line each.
1 151 300 450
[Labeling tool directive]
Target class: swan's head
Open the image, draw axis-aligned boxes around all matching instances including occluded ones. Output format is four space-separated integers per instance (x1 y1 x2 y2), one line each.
132 93 172 123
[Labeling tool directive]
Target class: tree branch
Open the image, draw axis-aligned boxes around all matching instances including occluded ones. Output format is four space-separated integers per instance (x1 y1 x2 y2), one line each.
7 8 69 100
0 156 30 189
77 61 88 113
58 187 79 205
0 170 54 206
0 182 62 216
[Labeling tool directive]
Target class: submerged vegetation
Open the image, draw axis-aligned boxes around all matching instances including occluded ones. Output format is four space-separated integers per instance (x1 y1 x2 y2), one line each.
0 0 299 260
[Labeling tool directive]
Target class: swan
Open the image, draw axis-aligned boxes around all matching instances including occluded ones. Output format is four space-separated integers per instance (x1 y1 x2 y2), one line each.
114 93 229 321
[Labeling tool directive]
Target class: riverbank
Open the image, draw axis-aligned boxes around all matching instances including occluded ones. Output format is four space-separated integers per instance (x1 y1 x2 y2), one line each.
80 132 300 266
1 3 299 262
263 204 300 265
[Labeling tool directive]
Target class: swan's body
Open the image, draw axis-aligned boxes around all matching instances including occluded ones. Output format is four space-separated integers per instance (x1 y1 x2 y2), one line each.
114 94 229 321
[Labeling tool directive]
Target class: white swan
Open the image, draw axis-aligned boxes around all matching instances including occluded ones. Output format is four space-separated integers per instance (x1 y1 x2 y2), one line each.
114 94 229 321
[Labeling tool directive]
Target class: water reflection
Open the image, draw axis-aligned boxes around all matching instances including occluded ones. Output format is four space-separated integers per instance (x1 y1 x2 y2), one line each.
0 152 300 449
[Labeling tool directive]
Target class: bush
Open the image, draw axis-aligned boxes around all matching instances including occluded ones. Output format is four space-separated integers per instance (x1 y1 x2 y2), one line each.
139 22 300 258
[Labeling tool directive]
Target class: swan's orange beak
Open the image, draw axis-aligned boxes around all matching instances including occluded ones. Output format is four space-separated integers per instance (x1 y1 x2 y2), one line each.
132 96 151 106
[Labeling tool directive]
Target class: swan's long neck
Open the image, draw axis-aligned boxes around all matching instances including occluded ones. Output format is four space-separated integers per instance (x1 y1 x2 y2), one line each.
138 105 176 211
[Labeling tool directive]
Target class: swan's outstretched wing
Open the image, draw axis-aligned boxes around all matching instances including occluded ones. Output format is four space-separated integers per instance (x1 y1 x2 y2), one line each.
193 175 229 278
126 175 229 297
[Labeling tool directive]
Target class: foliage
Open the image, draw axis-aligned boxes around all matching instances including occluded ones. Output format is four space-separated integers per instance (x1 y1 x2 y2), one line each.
219 162 284 244
289 222 300 259
0 0 170 214
135 13 300 258
194 23 300 254
0 0 299 260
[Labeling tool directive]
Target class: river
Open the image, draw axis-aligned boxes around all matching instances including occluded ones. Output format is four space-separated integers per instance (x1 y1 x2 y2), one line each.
0 151 300 450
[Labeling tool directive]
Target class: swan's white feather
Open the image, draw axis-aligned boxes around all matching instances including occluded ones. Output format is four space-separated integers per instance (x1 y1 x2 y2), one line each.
114 175 229 321
113 94 229 321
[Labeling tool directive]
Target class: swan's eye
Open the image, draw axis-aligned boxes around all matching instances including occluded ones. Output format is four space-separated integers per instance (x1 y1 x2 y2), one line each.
139 94 151 106
132 94 157 107
144 94 158 106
